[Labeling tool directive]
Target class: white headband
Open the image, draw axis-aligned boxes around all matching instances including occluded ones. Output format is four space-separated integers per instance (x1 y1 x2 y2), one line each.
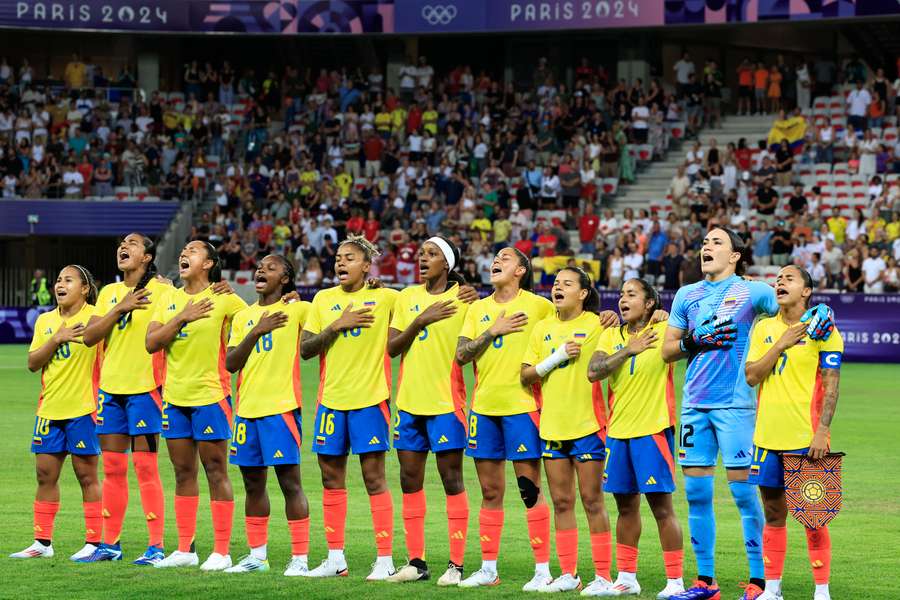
426 236 456 272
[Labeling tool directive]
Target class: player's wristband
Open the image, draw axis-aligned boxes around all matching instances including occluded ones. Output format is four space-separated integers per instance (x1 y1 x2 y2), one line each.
536 347 570 377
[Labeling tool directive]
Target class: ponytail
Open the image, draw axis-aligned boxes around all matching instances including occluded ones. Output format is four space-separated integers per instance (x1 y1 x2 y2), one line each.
201 240 222 283
133 234 158 290
785 265 814 307
509 246 534 291
271 254 297 295
67 264 99 305
559 266 601 315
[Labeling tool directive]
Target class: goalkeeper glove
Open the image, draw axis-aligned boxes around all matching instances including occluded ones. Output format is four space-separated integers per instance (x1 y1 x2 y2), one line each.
680 313 737 353
801 303 835 341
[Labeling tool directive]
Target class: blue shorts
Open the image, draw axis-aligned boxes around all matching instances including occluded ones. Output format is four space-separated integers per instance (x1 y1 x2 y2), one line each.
748 446 809 489
605 428 677 494
31 415 100 455
678 407 755 468
312 401 391 456
96 388 163 436
162 399 233 441
541 431 606 462
229 409 303 467
394 410 467 453
465 411 542 461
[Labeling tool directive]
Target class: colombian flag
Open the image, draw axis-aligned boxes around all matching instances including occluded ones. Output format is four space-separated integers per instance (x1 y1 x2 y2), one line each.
767 115 808 154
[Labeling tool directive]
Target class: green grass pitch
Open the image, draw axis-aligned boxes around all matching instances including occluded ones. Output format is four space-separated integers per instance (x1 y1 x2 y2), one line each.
0 345 897 599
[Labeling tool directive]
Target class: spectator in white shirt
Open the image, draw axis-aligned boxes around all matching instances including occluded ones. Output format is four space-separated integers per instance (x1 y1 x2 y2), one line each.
847 80 871 132
673 52 695 95
685 142 704 180
809 252 827 288
862 246 886 293
623 242 644 279
631 96 650 143
62 163 84 198
416 56 434 89
539 167 560 207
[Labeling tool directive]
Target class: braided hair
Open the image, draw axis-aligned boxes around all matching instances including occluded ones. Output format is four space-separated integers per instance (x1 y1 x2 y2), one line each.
558 266 601 314
339 234 382 263
65 264 99 305
269 254 297 295
132 233 158 290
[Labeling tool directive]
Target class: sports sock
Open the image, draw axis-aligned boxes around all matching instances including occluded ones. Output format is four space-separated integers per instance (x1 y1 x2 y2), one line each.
590 531 612 580
132 451 165 548
322 488 347 550
617 543 638 574
685 475 716 579
101 451 129 545
728 480 765 581
173 495 199 553
446 491 469 566
83 501 102 545
402 489 426 560
555 528 578 576
526 503 551 564
369 490 393 557
479 508 504 561
805 526 831 585
287 517 309 557
33 500 59 543
762 525 787 580
245 515 269 555
663 549 684 579
210 499 234 556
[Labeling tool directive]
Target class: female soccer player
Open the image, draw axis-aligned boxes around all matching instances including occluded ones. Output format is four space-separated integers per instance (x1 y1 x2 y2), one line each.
79 233 169 564
224 255 311 576
744 266 842 600
385 237 471 586
299 234 399 581
588 278 685 599
519 267 612 594
146 240 247 571
12 265 103 562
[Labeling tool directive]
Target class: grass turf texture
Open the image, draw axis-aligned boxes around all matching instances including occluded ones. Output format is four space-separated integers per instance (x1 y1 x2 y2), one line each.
0 345 897 599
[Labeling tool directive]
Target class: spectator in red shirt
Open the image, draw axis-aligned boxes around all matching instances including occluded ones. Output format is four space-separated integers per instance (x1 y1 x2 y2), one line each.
735 137 753 173
256 212 274 249
77 154 93 197
363 133 384 177
406 102 422 134
346 209 365 235
579 203 600 254
377 245 397 282
514 230 535 257
363 209 381 242
535 223 558 257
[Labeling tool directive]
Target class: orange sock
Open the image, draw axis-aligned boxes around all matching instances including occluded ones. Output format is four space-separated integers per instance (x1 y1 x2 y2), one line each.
210 500 234 555
617 543 639 573
322 488 348 550
805 526 831 585
479 508 504 560
556 528 579 576
402 490 427 560
83 501 102 544
33 500 59 542
526 504 551 564
446 491 469 566
245 515 268 549
287 518 310 556
173 495 198 552
132 451 165 548
763 525 787 580
663 549 684 579
590 531 612 580
101 451 129 545
369 491 394 557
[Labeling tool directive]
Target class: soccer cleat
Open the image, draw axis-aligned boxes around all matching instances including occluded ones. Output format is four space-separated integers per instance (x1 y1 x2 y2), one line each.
523 571 554 592
69 543 98 561
437 562 463 586
284 556 309 577
609 575 642 595
658 579 687 599
739 583 764 600
669 580 721 600
10 541 54 559
756 591 783 600
74 543 123 562
200 552 232 571
386 560 429 583
224 555 270 573
132 545 165 566
580 576 615 596
458 568 501 588
154 550 199 568
539 573 582 593
305 556 349 578
366 558 397 581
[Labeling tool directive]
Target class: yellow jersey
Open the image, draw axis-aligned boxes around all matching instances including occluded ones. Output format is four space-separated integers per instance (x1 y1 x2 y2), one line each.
523 311 605 441
305 286 398 410
229 300 310 419
422 110 438 135
94 278 168 395
375 111 392 133
460 290 554 416
151 286 247 407
390 284 469 416
335 173 353 199
826 217 847 244
29 304 101 420
748 316 844 451
597 321 676 439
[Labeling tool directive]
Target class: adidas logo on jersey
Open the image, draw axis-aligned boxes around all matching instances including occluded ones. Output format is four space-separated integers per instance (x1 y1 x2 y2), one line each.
765 336 773 344
746 539 759 548
331 304 342 311
734 449 748 459
136 420 147 428
450 530 464 540
44 327 53 335
411 304 420 312
273 450 284 458
579 454 593 460
480 314 491 323
543 334 552 341
516 444 528 453
168 303 176 311
75 440 86 449
437 435 448 444
203 426 214 434
615 344 624 351
247 319 254 327
368 436 381 445
645 476 657 485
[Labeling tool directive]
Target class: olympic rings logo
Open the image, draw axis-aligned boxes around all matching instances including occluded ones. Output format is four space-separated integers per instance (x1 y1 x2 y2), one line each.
421 4 458 25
